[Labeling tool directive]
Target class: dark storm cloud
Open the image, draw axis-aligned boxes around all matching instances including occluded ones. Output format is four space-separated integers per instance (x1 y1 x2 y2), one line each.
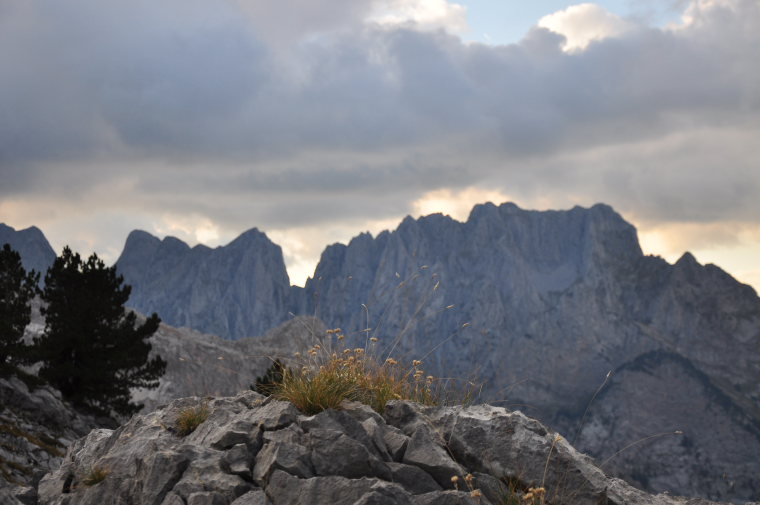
1 0 759 229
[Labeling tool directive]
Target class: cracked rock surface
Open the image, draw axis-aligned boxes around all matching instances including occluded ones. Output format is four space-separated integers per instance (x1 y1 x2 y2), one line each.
0 375 102 500
36 392 742 505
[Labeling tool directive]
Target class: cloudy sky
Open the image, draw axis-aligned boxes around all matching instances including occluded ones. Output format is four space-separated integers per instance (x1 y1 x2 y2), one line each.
1 0 758 290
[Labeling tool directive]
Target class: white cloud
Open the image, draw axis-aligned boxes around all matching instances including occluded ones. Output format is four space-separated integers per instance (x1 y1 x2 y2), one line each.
152 215 227 248
538 3 634 51
677 0 739 28
638 220 760 291
1 0 759 293
412 187 512 221
369 0 468 34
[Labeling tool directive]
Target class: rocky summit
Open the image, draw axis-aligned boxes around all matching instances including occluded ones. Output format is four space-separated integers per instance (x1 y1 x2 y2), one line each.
33 392 737 505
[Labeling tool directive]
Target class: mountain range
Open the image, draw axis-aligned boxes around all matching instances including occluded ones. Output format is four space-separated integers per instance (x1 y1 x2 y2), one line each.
2 202 759 502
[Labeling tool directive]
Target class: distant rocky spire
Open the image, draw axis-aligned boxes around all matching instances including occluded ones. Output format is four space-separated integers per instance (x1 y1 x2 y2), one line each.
115 228 292 339
0 223 56 279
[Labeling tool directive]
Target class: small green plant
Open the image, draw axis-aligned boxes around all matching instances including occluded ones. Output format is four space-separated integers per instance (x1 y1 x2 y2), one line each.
499 477 523 505
82 466 108 486
176 403 209 436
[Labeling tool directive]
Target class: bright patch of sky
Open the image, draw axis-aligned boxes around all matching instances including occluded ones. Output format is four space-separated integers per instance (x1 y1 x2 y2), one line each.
457 0 685 45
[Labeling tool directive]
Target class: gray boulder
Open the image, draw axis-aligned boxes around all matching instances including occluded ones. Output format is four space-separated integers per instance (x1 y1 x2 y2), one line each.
414 490 491 505
386 462 441 494
402 423 464 489
267 470 414 505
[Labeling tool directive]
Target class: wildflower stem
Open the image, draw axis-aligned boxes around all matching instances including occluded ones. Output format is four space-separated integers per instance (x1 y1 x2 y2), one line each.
541 435 562 489
601 430 683 468
572 370 612 445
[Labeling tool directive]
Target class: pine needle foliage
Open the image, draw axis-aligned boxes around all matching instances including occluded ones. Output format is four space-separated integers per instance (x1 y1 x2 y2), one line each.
34 247 166 417
0 244 39 373
252 359 286 396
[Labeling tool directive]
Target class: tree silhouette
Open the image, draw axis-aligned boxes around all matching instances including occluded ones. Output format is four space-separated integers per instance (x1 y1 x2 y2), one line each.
35 247 166 417
0 244 39 374
252 359 286 396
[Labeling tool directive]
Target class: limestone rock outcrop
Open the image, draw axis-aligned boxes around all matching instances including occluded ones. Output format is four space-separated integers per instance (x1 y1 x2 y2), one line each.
36 393 732 505
0 375 102 502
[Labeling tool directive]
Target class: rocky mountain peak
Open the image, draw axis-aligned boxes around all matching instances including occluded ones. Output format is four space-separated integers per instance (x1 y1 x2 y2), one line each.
118 229 162 265
0 223 56 278
116 228 292 339
123 228 161 247
675 251 698 267
227 227 270 247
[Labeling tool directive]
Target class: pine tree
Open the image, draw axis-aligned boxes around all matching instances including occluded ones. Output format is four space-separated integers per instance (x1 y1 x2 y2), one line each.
0 244 39 374
35 246 166 417
252 359 286 396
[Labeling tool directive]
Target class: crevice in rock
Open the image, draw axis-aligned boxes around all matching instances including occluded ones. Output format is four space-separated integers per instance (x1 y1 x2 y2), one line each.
62 473 73 494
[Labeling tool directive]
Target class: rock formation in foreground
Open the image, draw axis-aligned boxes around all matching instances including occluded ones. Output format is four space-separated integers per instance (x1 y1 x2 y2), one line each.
0 309 321 501
35 392 737 505
0 375 103 503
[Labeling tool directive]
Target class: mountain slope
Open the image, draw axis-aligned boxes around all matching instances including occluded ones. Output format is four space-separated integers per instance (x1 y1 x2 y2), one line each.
578 350 760 500
294 202 760 502
0 375 103 495
130 315 325 413
115 228 292 339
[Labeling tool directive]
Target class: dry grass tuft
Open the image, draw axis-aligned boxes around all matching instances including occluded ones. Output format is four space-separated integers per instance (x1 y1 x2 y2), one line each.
176 403 209 436
82 466 108 486
272 329 476 415
271 268 482 414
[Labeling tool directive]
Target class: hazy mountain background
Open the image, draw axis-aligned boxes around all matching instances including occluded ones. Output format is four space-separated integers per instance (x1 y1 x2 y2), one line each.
2 201 759 501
